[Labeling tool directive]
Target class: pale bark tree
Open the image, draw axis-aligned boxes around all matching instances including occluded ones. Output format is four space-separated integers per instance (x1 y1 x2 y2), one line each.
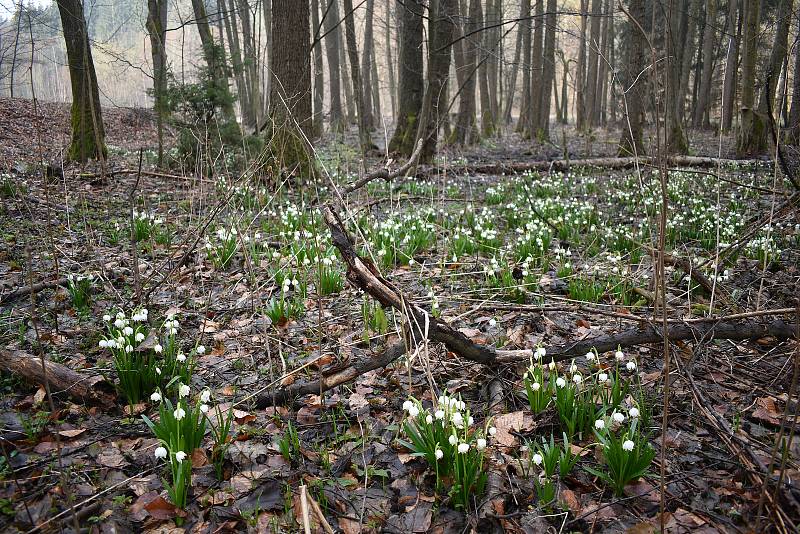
342 0 374 151
146 0 168 166
322 0 344 132
454 0 480 144
502 0 524 124
528 0 544 136
384 0 397 117
736 0 761 155
618 0 646 156
584 0 601 127
576 0 588 129
537 0 557 139
721 0 740 131
666 0 688 154
692 0 716 128
361 0 376 129
311 0 324 137
515 0 532 132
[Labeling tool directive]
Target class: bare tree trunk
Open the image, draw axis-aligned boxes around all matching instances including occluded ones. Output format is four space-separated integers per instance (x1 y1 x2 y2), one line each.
56 0 106 162
342 0 375 151
225 0 251 128
478 0 495 135
528 0 544 137
311 0 324 137
454 0 480 144
576 0 588 129
618 0 646 156
537 0 557 139
584 0 601 128
736 0 762 156
595 0 611 126
384 0 397 118
262 0 272 112
191 0 237 122
237 0 261 131
146 0 168 167
268 0 314 175
486 0 500 122
666 0 689 154
721 0 740 131
692 0 716 128
515 0 531 132
322 0 344 132
676 0 700 127
788 7 800 144
371 46 382 125
341 34 356 123
502 0 524 124
361 0 377 130
558 49 570 124
389 0 425 155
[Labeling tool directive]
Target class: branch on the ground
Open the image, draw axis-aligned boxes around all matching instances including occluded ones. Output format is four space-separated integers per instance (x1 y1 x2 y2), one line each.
0 277 68 305
342 138 424 195
0 349 116 406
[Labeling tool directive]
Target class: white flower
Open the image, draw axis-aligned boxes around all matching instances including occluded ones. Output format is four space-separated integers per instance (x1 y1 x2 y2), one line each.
103 314 111 322
488 426 497 436
155 367 161 375
457 443 469 454
196 345 206 355
530 382 541 392
594 419 605 430
123 326 133 336
626 361 637 371
476 438 487 450
489 318 497 327
598 372 608 383
615 350 625 361
200 404 209 413
173 407 186 420
629 407 640 418
556 377 566 388
176 353 186 363
569 363 578 374
585 351 595 362
435 448 444 460
154 344 163 354
175 450 187 463
448 435 458 445
402 400 413 412
535 347 546 359
426 414 433 424
114 319 125 329
150 391 162 402
200 389 211 403
612 411 625 423
98 340 108 348
573 374 583 385
622 439 635 452
532 453 543 465
154 446 167 459
548 360 556 371
468 416 474 426
125 345 133 353
435 410 445 420
452 412 464 428
408 405 419 418
179 384 190 398
135 332 145 342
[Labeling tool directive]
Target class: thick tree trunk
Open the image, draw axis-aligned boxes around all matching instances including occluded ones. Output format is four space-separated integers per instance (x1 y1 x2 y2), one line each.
389 0 425 155
56 0 106 163
370 45 382 125
311 0 324 137
486 0 501 121
515 0 532 132
268 0 314 176
361 0 377 130
537 0 557 139
666 0 689 154
736 0 762 156
322 0 344 133
692 0 716 128
753 0 793 150
528 0 544 137
191 0 237 122
618 0 646 156
146 0 168 167
721 0 740 131
415 0 456 162
454 0 480 145
576 0 588 129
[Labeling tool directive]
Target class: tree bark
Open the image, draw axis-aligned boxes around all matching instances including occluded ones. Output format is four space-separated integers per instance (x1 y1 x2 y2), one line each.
191 0 237 122
478 0 495 135
342 0 374 152
576 0 588 129
415 0 456 163
224 0 251 128
788 7 800 144
692 0 716 128
311 0 324 137
537 0 557 139
666 0 689 154
56 0 106 163
361 0 377 130
502 0 524 124
322 0 345 133
515 0 532 132
618 0 646 156
454 0 480 145
721 0 740 131
146 0 168 167
736 0 762 156
384 0 397 117
528 0 544 137
584 0 601 128
268 0 314 176
389 0 425 155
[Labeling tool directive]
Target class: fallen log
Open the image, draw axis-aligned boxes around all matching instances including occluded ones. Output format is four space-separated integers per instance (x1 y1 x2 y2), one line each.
0 277 68 305
418 155 769 177
0 349 116 407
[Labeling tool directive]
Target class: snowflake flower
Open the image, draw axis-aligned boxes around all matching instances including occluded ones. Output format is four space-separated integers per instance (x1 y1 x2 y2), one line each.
448 435 458 446
457 443 469 454
476 438 487 450
435 447 443 460
175 450 187 463
150 391 162 402
556 377 566 388
196 345 206 355
154 344 163 354
200 389 211 403
622 440 635 452
174 407 186 420
626 361 637 371
532 453 543 465
595 419 605 430
612 411 625 423
629 407 640 418
154 446 167 459
178 384 190 398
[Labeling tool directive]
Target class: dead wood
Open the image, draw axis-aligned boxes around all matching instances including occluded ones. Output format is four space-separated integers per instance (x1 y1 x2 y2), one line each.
0 277 68 305
0 349 115 406
342 138 424 194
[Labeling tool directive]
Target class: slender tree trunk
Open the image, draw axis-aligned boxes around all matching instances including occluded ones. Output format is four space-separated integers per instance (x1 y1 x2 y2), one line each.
415 0 456 162
340 34 356 123
515 0 531 132
361 0 377 129
736 0 762 155
558 51 570 124
666 0 689 153
692 0 716 128
191 0 237 121
618 0 646 156
146 0 168 167
322 0 344 132
502 0 524 124
56 0 106 162
528 0 544 137
238 0 260 131
342 0 374 151
595 0 611 125
721 0 740 131
576 0 588 129
486 0 500 122
389 0 425 154
262 0 272 112
311 0 324 137
371 47 382 125
584 0 601 128
753 0 793 150
268 0 314 175
478 0 495 135
537 0 557 139
384 0 397 118
788 8 800 144
676 0 699 126
454 0 480 144
225 0 250 128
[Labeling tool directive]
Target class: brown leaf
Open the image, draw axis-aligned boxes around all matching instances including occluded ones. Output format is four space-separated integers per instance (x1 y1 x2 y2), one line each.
144 495 177 520
191 448 209 467
560 489 581 514
752 396 782 426
58 428 86 439
492 411 526 448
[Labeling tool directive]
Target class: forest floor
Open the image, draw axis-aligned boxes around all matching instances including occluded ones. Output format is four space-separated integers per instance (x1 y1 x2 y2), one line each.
0 98 799 533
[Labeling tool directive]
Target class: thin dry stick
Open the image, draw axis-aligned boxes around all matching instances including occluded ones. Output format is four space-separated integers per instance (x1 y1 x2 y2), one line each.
299 484 312 534
26 247 80 534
